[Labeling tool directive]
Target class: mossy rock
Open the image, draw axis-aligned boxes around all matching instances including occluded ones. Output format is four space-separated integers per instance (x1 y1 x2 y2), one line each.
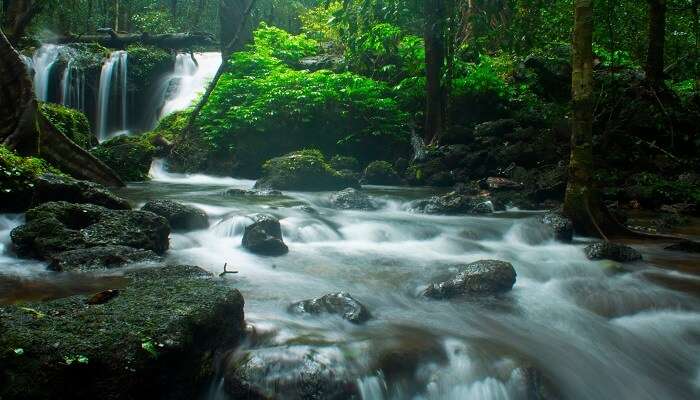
91 135 156 182
363 160 401 185
330 155 360 172
0 146 61 213
39 102 95 149
0 264 246 400
254 149 359 191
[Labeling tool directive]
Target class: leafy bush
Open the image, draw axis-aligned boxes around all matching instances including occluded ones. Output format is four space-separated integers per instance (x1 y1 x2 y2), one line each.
252 23 319 65
300 1 344 44
630 173 700 207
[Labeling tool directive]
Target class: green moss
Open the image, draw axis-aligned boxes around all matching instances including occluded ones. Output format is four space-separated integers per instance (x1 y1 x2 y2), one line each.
65 43 111 71
255 149 358 191
0 265 244 400
0 146 61 212
330 155 360 172
126 45 173 86
363 160 400 185
39 102 95 149
91 135 156 182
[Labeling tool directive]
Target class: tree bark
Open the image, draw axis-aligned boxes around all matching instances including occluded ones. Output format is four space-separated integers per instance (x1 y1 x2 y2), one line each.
0 28 124 186
646 0 667 85
2 0 44 43
423 0 447 145
45 30 216 49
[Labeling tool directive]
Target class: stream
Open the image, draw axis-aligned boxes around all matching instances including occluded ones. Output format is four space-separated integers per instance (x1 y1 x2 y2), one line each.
4 162 698 399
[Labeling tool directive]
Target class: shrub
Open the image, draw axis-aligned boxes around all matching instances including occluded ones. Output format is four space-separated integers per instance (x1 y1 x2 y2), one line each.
252 23 319 66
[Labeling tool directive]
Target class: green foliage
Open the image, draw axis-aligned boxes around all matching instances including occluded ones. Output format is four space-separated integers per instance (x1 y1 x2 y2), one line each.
91 136 155 182
0 146 60 212
146 111 191 142
300 1 344 43
39 102 95 149
126 45 173 86
131 8 177 34
632 173 700 206
330 155 360 172
252 23 319 65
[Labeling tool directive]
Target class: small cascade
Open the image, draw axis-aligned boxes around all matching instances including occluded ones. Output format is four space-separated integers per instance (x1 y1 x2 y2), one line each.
97 51 129 142
31 44 62 101
60 59 86 112
156 52 221 122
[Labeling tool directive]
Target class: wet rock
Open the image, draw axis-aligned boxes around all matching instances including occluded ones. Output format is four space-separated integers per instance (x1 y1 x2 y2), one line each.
539 212 574 243
370 328 448 383
11 201 170 259
665 240 700 253
584 242 642 262
473 119 519 138
91 135 155 182
242 214 289 256
330 155 360 172
288 292 371 324
480 176 524 191
413 191 496 215
85 289 120 305
48 245 161 272
224 346 359 400
329 188 378 211
224 188 284 197
141 199 209 231
297 54 345 72
32 173 131 210
254 150 359 191
363 160 401 185
423 260 517 299
0 265 246 400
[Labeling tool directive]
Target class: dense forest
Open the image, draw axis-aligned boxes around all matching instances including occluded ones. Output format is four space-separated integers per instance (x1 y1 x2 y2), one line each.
0 1 699 400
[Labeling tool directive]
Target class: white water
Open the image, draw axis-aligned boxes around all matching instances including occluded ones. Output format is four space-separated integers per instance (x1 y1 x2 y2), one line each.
60 58 86 112
97 51 129 142
129 166 700 400
31 44 62 101
156 52 221 120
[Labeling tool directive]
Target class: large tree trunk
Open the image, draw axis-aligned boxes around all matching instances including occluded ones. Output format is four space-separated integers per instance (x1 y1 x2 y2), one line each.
46 30 216 50
0 28 124 186
646 0 667 85
2 0 43 43
423 0 447 145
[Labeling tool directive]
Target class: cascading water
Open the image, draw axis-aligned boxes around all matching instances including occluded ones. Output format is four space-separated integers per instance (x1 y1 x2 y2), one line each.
97 51 129 142
60 58 86 112
31 44 62 101
154 52 221 123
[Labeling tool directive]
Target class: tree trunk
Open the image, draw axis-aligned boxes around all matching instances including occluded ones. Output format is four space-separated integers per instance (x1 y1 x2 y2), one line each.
0 28 124 186
646 0 666 85
2 0 43 43
423 0 446 145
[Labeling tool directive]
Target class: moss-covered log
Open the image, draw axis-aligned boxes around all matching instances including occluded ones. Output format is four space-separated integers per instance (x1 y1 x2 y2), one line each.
45 30 217 50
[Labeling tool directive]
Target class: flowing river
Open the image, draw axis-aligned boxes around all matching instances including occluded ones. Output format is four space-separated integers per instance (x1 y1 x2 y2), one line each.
4 162 697 399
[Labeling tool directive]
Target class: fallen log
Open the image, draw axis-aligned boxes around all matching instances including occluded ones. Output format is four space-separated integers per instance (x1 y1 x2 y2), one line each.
45 30 217 50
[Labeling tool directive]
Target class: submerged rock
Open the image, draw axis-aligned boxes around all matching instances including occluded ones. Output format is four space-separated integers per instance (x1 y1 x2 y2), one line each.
413 191 497 215
539 212 574 243
363 160 401 185
423 260 517 299
141 199 209 231
665 240 700 253
584 242 642 262
242 214 289 256
329 188 378 210
48 245 161 272
11 201 170 259
224 188 284 197
288 292 371 324
254 150 359 191
0 265 246 400
224 346 359 400
32 173 131 210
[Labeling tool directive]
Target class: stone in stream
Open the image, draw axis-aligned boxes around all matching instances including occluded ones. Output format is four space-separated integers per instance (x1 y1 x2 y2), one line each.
242 214 289 256
288 292 371 324
254 150 359 191
362 160 401 185
32 173 131 210
48 245 162 272
412 191 498 215
329 188 378 210
141 199 209 231
224 188 285 197
584 242 642 262
224 345 360 400
10 201 170 260
0 265 246 400
539 212 574 243
422 260 517 299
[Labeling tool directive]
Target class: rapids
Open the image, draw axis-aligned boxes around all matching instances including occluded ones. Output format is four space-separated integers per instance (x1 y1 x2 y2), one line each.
104 164 700 399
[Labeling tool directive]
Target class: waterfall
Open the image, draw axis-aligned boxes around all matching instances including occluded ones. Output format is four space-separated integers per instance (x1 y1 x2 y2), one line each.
97 51 129 142
61 60 86 112
157 52 221 121
31 44 61 102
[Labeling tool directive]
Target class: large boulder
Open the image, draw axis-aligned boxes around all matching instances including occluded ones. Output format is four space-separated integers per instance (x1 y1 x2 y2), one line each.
288 292 371 324
584 242 642 262
412 191 498 215
224 346 359 400
254 150 359 191
539 212 574 243
0 265 245 400
11 202 170 259
32 173 131 210
423 260 517 299
242 214 289 256
141 199 209 231
363 160 401 185
48 245 161 272
330 155 360 172
91 135 156 182
329 188 377 210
